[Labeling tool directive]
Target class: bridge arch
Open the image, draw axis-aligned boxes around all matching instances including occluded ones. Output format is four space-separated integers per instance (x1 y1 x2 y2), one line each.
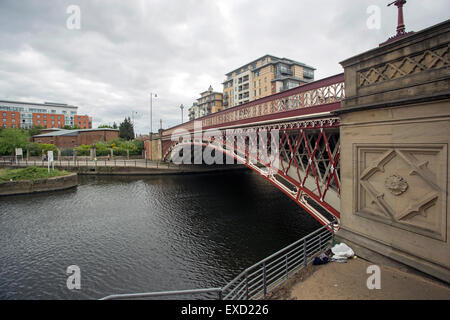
163 123 340 230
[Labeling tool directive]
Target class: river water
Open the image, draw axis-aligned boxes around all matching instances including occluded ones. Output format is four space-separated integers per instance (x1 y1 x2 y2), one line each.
0 170 320 299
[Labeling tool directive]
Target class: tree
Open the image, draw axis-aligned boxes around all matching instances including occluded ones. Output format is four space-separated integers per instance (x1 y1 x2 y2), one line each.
28 125 44 137
0 129 30 155
63 125 81 130
119 117 134 140
112 122 118 129
98 124 113 129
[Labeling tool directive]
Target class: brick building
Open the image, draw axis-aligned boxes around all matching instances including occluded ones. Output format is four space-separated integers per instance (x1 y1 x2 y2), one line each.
32 128 119 149
0 100 92 129
32 113 65 128
1 110 20 128
74 115 92 129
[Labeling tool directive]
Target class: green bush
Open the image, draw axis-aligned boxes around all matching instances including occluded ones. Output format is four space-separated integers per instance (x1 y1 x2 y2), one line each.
74 144 91 156
60 148 74 156
24 142 57 157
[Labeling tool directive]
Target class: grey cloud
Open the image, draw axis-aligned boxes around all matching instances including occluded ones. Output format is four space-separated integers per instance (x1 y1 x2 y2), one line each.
0 0 448 133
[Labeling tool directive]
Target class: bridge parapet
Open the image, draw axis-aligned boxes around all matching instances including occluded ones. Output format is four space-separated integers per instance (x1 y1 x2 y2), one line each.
162 73 344 138
338 19 450 283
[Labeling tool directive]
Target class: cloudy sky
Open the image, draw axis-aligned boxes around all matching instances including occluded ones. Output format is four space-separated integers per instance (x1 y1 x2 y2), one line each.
0 0 448 134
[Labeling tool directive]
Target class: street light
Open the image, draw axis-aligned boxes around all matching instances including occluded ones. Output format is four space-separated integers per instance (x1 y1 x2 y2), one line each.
149 93 157 162
131 111 138 138
180 104 184 124
150 92 157 136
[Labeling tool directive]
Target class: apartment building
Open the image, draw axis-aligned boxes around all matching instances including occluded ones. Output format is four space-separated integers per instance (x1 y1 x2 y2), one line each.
188 86 223 121
0 100 92 129
74 115 92 129
223 55 315 108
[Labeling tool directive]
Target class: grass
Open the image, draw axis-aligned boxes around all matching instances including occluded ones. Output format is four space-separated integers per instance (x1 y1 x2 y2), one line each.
0 166 71 183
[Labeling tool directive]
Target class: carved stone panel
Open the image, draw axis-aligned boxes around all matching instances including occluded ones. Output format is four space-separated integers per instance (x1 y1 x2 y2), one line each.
355 144 447 241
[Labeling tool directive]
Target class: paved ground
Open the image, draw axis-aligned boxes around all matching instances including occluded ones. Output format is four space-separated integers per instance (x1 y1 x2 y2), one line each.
269 257 450 300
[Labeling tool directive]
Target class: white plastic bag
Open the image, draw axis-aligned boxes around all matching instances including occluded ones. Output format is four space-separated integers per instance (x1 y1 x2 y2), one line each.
331 243 354 260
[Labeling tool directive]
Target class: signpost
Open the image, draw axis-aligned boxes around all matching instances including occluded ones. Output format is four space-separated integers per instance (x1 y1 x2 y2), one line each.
48 150 54 172
15 148 23 164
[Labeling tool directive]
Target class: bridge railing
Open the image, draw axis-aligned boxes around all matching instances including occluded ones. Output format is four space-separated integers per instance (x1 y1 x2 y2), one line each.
100 219 335 300
162 73 344 138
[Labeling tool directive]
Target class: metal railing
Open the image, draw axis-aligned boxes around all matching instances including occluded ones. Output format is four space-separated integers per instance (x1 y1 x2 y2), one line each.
100 220 335 300
0 157 177 170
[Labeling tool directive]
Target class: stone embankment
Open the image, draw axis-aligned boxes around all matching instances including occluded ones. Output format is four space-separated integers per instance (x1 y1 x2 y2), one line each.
0 173 78 196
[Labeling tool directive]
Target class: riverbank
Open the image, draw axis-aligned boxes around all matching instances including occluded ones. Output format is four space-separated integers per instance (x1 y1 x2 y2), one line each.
267 249 450 300
0 161 249 176
0 167 77 196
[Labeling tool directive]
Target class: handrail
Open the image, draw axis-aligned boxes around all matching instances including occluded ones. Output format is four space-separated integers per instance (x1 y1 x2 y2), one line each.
100 288 222 300
100 219 336 300
162 74 344 137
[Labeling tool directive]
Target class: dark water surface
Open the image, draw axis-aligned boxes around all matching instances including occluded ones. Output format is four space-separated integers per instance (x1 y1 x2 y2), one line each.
0 170 320 299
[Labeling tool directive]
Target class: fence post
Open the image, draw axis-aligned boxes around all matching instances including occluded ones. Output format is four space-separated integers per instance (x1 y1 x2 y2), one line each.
263 262 267 297
245 271 249 300
319 232 322 251
331 220 335 244
303 240 307 267
285 255 288 279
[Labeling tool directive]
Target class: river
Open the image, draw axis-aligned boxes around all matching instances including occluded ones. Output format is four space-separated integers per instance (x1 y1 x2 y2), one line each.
0 170 320 299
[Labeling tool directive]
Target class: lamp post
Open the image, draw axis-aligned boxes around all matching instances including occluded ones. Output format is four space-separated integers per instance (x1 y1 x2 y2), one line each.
149 93 157 161
180 104 184 124
388 0 410 36
150 93 157 136
131 111 138 138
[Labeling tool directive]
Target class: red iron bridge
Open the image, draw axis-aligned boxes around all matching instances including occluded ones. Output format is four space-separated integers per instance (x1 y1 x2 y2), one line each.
156 73 345 229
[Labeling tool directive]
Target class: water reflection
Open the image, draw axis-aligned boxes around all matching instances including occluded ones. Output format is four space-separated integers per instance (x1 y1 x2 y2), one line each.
0 170 320 299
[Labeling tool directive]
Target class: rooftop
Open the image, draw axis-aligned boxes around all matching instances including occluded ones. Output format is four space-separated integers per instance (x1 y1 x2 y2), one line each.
225 54 316 77
0 99 78 109
33 128 119 138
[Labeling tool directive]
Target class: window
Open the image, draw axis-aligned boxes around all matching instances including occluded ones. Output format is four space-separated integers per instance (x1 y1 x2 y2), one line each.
2 113 5 117
254 90 256 96
265 86 267 92
2 119 5 122
12 113 15 117
37 114 40 118
37 120 40 124
12 119 15 123
259 88 261 95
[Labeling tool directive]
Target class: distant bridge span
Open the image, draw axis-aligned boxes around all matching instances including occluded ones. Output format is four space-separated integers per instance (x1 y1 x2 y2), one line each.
157 73 345 228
